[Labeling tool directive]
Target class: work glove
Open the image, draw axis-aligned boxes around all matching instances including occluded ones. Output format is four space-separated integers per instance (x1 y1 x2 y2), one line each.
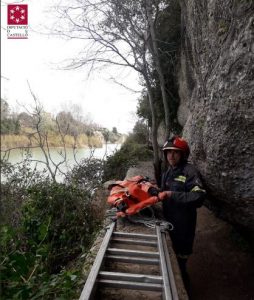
158 191 172 201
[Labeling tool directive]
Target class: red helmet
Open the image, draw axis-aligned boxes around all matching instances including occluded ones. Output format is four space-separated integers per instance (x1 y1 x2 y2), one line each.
162 136 190 158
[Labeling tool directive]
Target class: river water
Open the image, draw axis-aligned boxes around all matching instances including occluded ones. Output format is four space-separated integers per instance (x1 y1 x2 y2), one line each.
1 143 121 181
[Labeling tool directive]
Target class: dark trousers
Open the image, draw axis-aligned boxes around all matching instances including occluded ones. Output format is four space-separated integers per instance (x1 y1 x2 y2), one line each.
177 257 191 296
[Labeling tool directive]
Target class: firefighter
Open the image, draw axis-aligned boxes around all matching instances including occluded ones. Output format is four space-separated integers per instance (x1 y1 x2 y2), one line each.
158 136 206 294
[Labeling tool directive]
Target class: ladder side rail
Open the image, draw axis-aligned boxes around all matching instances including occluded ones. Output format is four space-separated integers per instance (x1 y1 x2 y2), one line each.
79 222 116 300
161 232 179 300
156 225 173 300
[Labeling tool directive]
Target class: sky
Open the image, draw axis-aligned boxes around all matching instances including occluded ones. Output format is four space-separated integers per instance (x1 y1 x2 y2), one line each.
1 0 142 133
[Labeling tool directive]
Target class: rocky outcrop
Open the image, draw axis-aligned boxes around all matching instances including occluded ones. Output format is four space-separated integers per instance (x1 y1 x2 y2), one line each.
178 1 254 239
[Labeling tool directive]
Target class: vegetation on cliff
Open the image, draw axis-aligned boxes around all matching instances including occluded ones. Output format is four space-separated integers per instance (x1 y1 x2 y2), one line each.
103 122 154 181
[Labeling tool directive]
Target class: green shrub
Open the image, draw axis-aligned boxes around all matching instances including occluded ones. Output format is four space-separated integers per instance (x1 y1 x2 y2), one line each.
0 181 98 299
103 141 153 181
65 158 104 193
0 182 98 299
0 153 106 299
1 118 21 135
26 183 96 269
0 154 49 228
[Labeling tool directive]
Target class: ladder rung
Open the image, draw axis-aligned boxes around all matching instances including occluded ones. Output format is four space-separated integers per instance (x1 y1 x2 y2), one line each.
98 279 163 291
99 271 163 284
106 255 159 265
111 238 157 247
113 232 157 240
107 248 159 258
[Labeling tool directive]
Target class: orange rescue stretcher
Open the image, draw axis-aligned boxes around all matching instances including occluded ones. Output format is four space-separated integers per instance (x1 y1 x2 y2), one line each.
107 175 161 217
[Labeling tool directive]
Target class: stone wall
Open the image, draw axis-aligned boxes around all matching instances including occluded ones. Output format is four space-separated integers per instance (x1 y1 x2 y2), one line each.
178 0 254 238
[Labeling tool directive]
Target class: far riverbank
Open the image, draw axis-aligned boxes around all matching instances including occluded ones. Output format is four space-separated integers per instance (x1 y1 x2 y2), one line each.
0 133 103 150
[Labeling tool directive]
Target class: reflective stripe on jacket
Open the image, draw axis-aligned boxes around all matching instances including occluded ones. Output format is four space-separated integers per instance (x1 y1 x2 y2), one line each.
161 162 206 255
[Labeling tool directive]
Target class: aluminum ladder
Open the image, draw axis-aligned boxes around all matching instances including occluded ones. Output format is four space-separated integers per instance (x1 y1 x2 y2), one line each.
79 221 179 300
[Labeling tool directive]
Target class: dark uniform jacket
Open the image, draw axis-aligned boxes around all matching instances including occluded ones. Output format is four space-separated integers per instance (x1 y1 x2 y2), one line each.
161 161 206 255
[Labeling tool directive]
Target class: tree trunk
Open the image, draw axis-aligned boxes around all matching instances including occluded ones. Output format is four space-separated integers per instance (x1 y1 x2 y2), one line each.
146 0 170 140
143 72 161 183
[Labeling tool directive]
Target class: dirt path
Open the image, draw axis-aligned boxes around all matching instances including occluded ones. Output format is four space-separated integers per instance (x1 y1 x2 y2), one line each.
189 206 254 300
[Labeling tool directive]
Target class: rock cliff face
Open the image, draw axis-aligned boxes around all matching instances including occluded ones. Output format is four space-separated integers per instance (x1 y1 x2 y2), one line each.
178 0 254 238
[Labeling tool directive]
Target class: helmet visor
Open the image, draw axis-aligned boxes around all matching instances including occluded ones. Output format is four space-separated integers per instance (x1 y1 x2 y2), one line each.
162 146 183 152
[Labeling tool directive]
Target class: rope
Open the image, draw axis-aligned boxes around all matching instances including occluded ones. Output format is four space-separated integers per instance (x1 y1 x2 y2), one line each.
106 207 174 231
127 207 174 231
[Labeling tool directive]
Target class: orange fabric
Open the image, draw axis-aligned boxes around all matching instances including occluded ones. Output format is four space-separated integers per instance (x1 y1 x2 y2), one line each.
126 196 158 215
107 176 159 216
